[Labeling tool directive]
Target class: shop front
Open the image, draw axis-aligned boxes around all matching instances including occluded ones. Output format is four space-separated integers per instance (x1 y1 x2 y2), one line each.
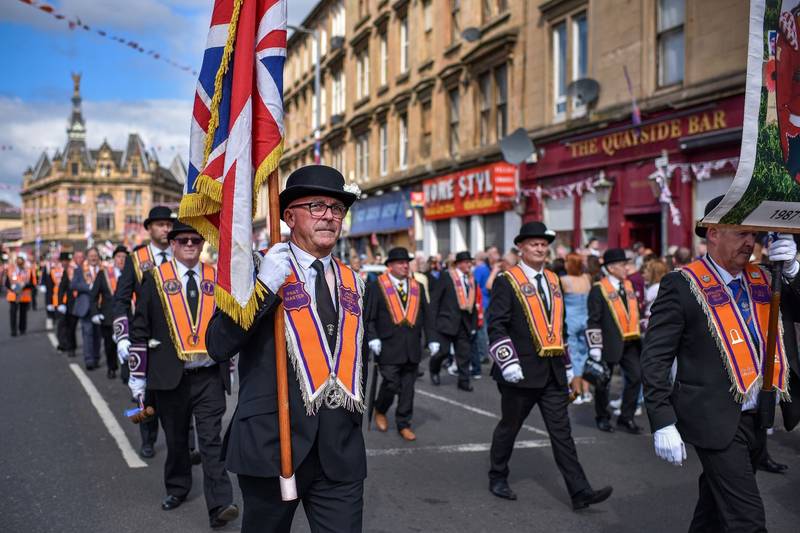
422 161 520 257
523 95 745 252
346 188 414 260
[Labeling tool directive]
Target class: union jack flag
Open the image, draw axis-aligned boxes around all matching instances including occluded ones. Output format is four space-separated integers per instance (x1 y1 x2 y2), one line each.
180 0 286 327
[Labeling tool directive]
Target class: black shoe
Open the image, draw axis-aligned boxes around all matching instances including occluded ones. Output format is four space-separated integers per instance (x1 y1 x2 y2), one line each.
107 369 116 380
209 504 239 528
190 449 202 466
758 455 789 474
417 369 425 378
489 479 517 500
161 494 184 511
616 418 643 435
430 372 440 386
457 382 474 392
85 363 97 371
572 486 613 510
140 444 155 459
11 331 17 337
596 419 615 433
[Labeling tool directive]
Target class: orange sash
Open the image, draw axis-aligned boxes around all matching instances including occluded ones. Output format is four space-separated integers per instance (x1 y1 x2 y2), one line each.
50 266 64 307
681 258 789 401
152 260 216 361
598 278 641 341
105 266 118 294
504 266 565 356
281 254 364 414
449 268 476 311
6 266 32 303
132 246 156 282
377 273 420 326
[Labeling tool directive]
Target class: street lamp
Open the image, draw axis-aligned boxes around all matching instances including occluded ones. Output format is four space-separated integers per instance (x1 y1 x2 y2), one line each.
288 24 322 164
593 170 614 206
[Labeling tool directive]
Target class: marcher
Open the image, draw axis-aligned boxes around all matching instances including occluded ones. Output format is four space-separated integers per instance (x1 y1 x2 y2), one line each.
42 257 58 331
365 247 432 441
71 247 102 370
206 165 366 532
56 251 80 357
45 252 68 345
129 221 238 529
486 221 613 510
4 253 36 336
641 195 796 532
586 248 643 434
90 245 127 379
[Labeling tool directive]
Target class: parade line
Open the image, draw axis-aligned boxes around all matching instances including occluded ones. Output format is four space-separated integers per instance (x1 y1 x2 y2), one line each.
367 437 596 457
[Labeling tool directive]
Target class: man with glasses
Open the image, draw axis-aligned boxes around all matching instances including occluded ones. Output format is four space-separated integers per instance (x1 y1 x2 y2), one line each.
129 221 239 529
207 165 366 532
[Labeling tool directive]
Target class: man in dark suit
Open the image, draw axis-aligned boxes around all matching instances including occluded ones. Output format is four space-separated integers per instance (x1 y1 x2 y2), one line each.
586 248 644 434
130 221 238 529
206 165 365 532
486 221 612 509
428 250 478 391
71 247 102 370
641 196 797 532
90 245 127 380
56 251 79 357
365 247 432 441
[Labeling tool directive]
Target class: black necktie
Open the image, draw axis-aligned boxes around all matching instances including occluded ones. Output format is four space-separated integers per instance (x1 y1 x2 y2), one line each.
186 270 199 321
618 285 628 308
159 252 168 265
463 275 470 296
536 273 551 316
311 260 337 351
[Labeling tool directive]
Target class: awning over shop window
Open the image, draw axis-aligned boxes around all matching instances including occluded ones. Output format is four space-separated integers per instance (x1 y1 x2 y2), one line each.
348 190 412 237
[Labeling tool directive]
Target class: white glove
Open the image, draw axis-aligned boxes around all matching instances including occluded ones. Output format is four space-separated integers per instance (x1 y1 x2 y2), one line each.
502 363 524 383
128 376 146 402
91 314 104 325
768 233 799 278
46 304 55 312
368 339 382 355
653 424 687 466
566 367 575 384
57 304 67 314
257 243 292 293
589 348 602 362
39 285 47 294
117 338 131 365
428 342 440 356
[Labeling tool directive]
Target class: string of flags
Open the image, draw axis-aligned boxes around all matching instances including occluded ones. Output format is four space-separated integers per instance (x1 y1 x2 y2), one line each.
17 0 198 77
521 175 600 201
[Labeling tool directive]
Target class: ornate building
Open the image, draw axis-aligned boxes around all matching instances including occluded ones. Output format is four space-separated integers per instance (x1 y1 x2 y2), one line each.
20 74 186 249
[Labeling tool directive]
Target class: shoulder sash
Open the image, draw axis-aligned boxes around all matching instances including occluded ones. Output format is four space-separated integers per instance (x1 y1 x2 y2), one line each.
597 278 641 340
378 273 420 327
50 266 64 306
133 246 156 283
503 266 565 356
448 269 476 311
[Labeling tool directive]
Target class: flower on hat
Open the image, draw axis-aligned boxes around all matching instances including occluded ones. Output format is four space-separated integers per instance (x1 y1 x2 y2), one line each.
344 183 361 196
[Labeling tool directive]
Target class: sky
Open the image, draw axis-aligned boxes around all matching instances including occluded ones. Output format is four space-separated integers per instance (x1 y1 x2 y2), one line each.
0 0 318 206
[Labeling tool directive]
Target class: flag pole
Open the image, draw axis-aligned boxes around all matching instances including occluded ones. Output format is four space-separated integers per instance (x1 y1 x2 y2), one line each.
268 175 297 501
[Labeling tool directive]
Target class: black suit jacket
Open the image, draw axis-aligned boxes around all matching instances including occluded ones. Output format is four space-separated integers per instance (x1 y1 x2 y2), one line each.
90 270 116 327
206 283 368 482
429 271 478 340
364 278 432 365
57 268 76 313
131 270 231 393
586 282 642 364
42 265 56 307
487 274 569 389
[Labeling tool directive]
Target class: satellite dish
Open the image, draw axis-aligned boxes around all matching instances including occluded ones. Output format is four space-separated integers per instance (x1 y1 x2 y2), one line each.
461 27 482 42
567 78 600 108
500 128 535 165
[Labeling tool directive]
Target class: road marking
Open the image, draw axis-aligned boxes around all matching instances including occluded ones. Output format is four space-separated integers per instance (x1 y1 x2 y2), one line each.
416 388 550 437
47 332 58 349
367 437 595 457
68 363 147 469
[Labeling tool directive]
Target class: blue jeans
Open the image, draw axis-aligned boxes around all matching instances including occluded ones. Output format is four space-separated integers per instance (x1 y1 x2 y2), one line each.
470 323 488 375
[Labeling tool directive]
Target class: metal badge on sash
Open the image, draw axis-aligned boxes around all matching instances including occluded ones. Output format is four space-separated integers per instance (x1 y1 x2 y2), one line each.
324 375 344 409
326 323 335 336
186 333 201 347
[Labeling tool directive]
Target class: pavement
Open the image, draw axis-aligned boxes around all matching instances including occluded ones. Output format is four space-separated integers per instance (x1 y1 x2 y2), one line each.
1 298 799 532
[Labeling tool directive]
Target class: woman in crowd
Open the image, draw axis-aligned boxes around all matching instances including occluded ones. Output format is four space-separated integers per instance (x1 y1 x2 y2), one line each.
561 253 593 403
641 259 668 331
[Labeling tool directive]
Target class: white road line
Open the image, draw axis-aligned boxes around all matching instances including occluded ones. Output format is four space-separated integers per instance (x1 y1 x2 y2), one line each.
47 332 58 349
416 388 550 437
68 363 147 469
367 437 596 457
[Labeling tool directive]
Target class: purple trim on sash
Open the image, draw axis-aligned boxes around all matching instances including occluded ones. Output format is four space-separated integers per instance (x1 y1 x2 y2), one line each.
285 261 329 392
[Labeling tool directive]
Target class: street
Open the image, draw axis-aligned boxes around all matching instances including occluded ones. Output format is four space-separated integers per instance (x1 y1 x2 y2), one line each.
1 300 798 533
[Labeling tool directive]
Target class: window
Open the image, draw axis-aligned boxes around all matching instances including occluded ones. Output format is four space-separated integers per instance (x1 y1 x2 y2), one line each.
320 85 327 126
358 0 368 19
420 100 432 158
332 68 345 115
96 193 115 232
71 162 79 176
67 188 84 204
495 64 508 140
379 121 389 176
67 214 85 234
356 48 370 99
479 72 491 146
422 0 433 61
331 144 345 177
450 0 460 45
658 0 684 86
311 35 318 64
435 219 451 256
399 16 409 73
398 113 408 170
572 13 588 116
448 87 460 157
552 12 588 121
125 214 143 227
552 21 567 120
125 189 142 206
332 1 346 37
320 28 328 56
482 0 508 22
355 133 369 182
379 31 388 86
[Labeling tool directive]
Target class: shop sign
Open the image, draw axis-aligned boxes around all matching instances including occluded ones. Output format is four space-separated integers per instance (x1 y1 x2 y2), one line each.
423 162 516 220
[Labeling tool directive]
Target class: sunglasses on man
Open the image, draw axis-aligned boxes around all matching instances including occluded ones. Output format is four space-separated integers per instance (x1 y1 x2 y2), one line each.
174 237 205 246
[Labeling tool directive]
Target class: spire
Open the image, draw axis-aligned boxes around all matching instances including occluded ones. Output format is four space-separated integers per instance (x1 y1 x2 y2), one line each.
67 72 86 142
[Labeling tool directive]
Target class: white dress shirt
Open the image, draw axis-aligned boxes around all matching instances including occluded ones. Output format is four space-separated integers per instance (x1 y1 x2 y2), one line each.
150 243 173 265
289 242 337 307
174 259 213 369
519 260 551 310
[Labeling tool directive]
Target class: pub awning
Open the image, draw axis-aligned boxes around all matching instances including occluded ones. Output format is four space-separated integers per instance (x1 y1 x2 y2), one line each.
347 190 412 237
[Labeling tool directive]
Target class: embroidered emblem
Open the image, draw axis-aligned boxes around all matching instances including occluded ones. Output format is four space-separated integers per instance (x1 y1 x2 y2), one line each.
496 344 513 362
750 285 770 304
200 280 215 296
730 328 744 345
140 260 154 272
340 286 361 316
751 271 761 279
588 330 603 346
703 286 731 306
282 282 311 311
701 275 711 282
520 283 536 296
163 279 182 295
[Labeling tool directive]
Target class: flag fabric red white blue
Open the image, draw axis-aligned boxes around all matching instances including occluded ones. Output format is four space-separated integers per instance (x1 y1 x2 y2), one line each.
180 0 287 327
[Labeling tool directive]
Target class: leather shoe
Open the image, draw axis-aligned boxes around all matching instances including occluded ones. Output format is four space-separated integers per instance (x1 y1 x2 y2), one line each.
85 362 97 371
758 455 789 474
457 382 473 392
399 428 416 441
190 449 202 466
374 410 389 432
572 486 613 510
107 369 116 380
430 372 440 386
616 418 643 435
596 419 615 433
489 479 517 501
140 444 155 459
209 503 239 528
161 494 184 511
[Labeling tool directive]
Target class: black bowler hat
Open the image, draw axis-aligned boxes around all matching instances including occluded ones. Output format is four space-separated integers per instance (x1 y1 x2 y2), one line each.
167 221 202 241
279 165 358 220
144 205 176 229
454 251 473 263
59 251 72 261
514 221 556 245
602 248 628 266
385 247 413 265
112 245 129 257
695 195 724 238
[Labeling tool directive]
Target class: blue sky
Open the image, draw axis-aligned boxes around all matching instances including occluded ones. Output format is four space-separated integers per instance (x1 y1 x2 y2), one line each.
0 0 317 205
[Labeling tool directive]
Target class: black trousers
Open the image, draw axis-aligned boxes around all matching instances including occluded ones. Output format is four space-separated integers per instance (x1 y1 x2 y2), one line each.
375 362 418 430
689 412 767 533
237 441 364 533
595 343 641 422
99 325 119 371
154 365 232 513
56 312 77 351
429 325 472 385
140 389 159 447
9 301 29 335
489 370 591 498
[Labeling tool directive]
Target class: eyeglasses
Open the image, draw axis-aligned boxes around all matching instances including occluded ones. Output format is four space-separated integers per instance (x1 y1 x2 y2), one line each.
288 201 347 220
174 237 204 246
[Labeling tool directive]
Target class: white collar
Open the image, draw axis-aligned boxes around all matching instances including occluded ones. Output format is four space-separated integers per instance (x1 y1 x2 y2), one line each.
706 254 742 285
388 272 407 286
149 243 172 260
519 260 546 280
174 259 201 280
606 273 622 288
289 241 332 272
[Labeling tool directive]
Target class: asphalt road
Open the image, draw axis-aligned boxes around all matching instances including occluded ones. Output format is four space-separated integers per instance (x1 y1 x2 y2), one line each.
1 298 798 532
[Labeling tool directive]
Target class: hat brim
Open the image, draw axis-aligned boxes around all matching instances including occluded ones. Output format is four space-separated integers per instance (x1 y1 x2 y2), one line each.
279 186 358 220
514 233 555 245
385 256 412 265
143 216 174 229
602 257 628 266
167 227 202 241
695 223 708 238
